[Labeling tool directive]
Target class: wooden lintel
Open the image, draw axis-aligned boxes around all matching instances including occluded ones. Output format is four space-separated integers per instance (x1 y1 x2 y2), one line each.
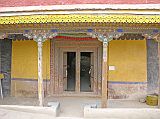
101 42 108 108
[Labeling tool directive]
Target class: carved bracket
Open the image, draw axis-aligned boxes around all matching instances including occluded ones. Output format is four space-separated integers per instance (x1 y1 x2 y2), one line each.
87 29 124 46
0 33 7 39
23 30 58 42
142 29 160 42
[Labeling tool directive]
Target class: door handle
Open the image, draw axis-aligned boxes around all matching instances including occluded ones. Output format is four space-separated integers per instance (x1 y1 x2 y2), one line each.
89 68 91 74
89 65 93 74
66 69 67 77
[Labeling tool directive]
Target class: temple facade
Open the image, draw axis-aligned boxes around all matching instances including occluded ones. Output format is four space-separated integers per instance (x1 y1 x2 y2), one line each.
0 0 160 107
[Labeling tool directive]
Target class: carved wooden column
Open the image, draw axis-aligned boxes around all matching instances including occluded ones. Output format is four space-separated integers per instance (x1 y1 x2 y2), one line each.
37 38 43 106
88 29 123 108
158 40 160 108
154 34 160 108
0 33 7 73
101 40 108 108
24 30 57 106
98 36 114 108
143 31 160 108
0 33 7 99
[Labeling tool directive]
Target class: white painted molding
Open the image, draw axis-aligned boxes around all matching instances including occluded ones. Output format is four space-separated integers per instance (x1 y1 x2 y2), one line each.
0 4 160 12
0 4 160 16
0 10 160 17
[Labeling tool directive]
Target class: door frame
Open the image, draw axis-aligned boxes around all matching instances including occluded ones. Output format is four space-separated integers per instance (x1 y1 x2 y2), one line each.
60 48 78 93
51 38 102 97
60 47 97 94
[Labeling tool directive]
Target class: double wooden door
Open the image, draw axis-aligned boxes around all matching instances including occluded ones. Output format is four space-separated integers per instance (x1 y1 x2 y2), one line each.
60 48 97 93
53 39 102 96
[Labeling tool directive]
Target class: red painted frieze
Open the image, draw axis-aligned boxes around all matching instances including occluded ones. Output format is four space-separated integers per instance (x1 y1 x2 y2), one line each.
0 0 159 7
55 36 97 40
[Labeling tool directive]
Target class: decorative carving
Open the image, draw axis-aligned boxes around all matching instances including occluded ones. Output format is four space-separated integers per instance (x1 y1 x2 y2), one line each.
0 33 7 39
23 30 58 42
142 29 160 42
23 29 58 106
154 34 160 42
87 29 124 45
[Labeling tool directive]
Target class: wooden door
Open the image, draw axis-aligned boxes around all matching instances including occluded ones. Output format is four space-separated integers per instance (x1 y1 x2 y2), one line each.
79 48 97 93
63 52 68 91
52 39 102 96
60 48 98 94
60 48 77 92
90 52 94 92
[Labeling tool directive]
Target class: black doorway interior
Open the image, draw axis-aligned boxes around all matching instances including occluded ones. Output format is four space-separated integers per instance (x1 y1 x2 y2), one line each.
66 52 76 91
80 52 92 92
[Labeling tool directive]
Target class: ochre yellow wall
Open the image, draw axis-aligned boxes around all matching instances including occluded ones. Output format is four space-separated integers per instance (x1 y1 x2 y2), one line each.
11 40 50 79
11 39 147 82
108 40 147 82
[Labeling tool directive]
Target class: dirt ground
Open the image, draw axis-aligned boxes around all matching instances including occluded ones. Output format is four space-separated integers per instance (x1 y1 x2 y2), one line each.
0 96 157 118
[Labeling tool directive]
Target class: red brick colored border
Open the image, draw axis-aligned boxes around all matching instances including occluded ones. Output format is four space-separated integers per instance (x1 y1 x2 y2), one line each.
0 0 159 7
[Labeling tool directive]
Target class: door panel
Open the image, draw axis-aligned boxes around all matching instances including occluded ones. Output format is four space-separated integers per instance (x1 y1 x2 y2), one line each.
63 52 76 91
59 47 98 94
90 52 94 91
63 52 67 91
76 51 80 92
80 52 93 92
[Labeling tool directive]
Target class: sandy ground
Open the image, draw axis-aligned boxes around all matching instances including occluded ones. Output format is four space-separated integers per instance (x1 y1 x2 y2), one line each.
0 96 158 118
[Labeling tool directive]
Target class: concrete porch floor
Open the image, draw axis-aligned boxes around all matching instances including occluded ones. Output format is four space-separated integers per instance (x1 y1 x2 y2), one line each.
0 96 157 117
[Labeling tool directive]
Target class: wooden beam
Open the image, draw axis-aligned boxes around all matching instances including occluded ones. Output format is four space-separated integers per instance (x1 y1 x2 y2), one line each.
101 42 108 108
37 41 44 106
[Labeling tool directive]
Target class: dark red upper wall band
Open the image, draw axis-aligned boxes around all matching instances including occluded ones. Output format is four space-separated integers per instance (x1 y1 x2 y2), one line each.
0 0 160 7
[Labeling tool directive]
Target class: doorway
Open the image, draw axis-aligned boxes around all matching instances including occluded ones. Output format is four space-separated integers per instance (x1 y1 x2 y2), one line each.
63 52 76 91
80 52 93 92
62 50 95 93
53 39 102 96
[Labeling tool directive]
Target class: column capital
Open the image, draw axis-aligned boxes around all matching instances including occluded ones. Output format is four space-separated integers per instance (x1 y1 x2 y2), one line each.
142 29 160 41
23 30 58 42
144 33 160 42
87 29 124 45
0 33 7 39
154 34 160 42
